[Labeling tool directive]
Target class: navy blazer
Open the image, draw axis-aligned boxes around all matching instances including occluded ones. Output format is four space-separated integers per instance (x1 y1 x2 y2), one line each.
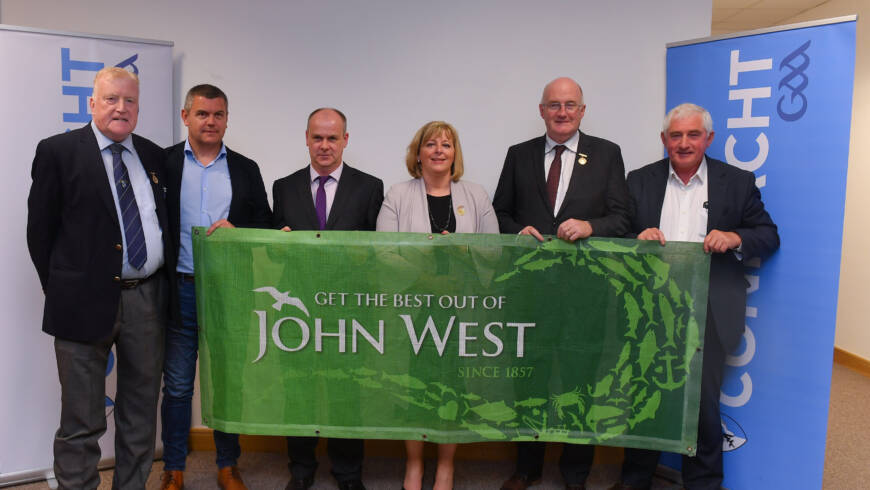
27 124 173 342
626 157 779 352
272 163 383 231
493 130 631 238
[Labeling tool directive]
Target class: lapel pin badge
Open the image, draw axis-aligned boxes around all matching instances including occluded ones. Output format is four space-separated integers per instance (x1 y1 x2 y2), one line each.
457 205 466 216
577 153 588 166
150 171 159 184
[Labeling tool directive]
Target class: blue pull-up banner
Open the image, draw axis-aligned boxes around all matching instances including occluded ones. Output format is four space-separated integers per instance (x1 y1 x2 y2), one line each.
665 17 856 489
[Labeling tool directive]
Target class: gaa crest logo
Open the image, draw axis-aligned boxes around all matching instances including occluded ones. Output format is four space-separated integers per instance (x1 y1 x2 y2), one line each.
721 413 747 452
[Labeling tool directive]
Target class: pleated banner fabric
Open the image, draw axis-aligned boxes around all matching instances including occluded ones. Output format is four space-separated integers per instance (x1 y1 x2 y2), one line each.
193 229 710 454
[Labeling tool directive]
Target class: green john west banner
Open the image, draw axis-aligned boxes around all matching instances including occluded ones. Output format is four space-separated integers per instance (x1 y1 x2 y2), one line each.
193 229 709 455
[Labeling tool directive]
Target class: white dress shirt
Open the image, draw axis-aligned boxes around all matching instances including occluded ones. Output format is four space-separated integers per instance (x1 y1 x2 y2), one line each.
92 121 164 279
660 158 708 243
309 163 343 219
543 131 580 214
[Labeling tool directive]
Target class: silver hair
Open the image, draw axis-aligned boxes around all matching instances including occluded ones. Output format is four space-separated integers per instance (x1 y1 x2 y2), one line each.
662 103 713 133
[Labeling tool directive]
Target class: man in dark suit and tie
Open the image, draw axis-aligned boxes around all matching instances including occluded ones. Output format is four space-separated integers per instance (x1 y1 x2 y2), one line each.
271 107 383 490
159 84 272 490
494 77 631 490
610 103 779 490
27 66 171 489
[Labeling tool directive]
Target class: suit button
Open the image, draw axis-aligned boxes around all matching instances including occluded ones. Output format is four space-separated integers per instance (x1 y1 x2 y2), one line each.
115 243 122 251
113 276 121 282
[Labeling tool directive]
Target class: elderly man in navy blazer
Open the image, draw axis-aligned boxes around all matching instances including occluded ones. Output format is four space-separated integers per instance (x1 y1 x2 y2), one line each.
159 84 272 490
27 66 172 489
611 103 779 490
494 77 631 490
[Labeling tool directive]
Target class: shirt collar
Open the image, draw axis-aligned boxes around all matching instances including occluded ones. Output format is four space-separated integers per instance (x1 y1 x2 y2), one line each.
91 120 133 153
183 139 227 167
309 162 344 184
668 156 708 186
545 131 580 154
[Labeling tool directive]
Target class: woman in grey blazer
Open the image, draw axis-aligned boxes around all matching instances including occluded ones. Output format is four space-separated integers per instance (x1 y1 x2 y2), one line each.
376 121 497 490
377 121 498 235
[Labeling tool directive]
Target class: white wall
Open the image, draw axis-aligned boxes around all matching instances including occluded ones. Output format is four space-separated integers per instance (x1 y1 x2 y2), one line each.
777 3 869 360
1 0 712 434
2 0 711 192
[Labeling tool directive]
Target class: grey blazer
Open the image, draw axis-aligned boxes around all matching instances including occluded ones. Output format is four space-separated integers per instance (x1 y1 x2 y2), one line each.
376 178 499 233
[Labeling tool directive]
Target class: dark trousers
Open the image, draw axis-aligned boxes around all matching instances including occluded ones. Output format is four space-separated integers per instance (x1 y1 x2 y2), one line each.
286 436 364 483
514 441 594 485
53 273 167 489
161 279 240 470
621 313 728 490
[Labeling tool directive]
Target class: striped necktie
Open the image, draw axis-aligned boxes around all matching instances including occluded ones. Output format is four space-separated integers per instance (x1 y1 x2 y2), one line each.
110 143 147 270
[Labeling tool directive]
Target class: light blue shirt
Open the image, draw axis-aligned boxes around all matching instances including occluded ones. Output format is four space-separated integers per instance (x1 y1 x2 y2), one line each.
177 140 231 274
91 121 164 279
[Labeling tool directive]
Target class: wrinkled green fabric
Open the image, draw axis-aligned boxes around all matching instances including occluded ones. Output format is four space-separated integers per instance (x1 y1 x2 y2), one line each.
194 228 709 455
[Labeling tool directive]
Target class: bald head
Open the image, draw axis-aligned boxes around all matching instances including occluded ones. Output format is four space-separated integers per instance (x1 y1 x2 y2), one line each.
539 77 586 143
307 107 347 134
306 107 349 176
541 77 583 105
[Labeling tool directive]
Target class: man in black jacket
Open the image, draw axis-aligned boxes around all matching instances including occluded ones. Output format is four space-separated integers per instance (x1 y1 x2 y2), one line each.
271 107 383 490
159 84 272 490
494 77 631 490
612 103 779 490
493 77 630 243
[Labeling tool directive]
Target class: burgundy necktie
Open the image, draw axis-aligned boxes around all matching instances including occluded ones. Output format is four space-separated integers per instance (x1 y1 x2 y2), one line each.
546 145 566 211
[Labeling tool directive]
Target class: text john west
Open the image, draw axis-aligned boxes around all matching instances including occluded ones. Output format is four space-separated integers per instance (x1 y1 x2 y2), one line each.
249 288 535 363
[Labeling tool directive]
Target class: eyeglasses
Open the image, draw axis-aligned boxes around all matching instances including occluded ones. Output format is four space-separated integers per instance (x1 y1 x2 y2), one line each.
544 102 583 113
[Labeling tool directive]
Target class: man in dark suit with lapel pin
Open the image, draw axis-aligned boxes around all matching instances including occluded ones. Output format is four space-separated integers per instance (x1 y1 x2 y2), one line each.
271 107 383 490
494 77 631 490
159 84 272 490
610 103 779 490
27 66 172 489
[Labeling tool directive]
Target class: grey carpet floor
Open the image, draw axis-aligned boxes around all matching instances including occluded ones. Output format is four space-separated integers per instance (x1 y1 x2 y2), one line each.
8 363 869 489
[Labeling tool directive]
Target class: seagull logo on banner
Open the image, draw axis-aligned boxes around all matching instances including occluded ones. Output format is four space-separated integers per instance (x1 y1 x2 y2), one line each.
253 287 309 316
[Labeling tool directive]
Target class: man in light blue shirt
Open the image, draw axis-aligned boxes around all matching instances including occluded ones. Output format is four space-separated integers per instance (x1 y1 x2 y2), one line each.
160 84 272 490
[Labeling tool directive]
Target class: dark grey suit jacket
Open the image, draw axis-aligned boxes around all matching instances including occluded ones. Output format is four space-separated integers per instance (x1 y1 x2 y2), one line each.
626 156 779 352
493 130 631 238
272 163 383 231
27 124 172 342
